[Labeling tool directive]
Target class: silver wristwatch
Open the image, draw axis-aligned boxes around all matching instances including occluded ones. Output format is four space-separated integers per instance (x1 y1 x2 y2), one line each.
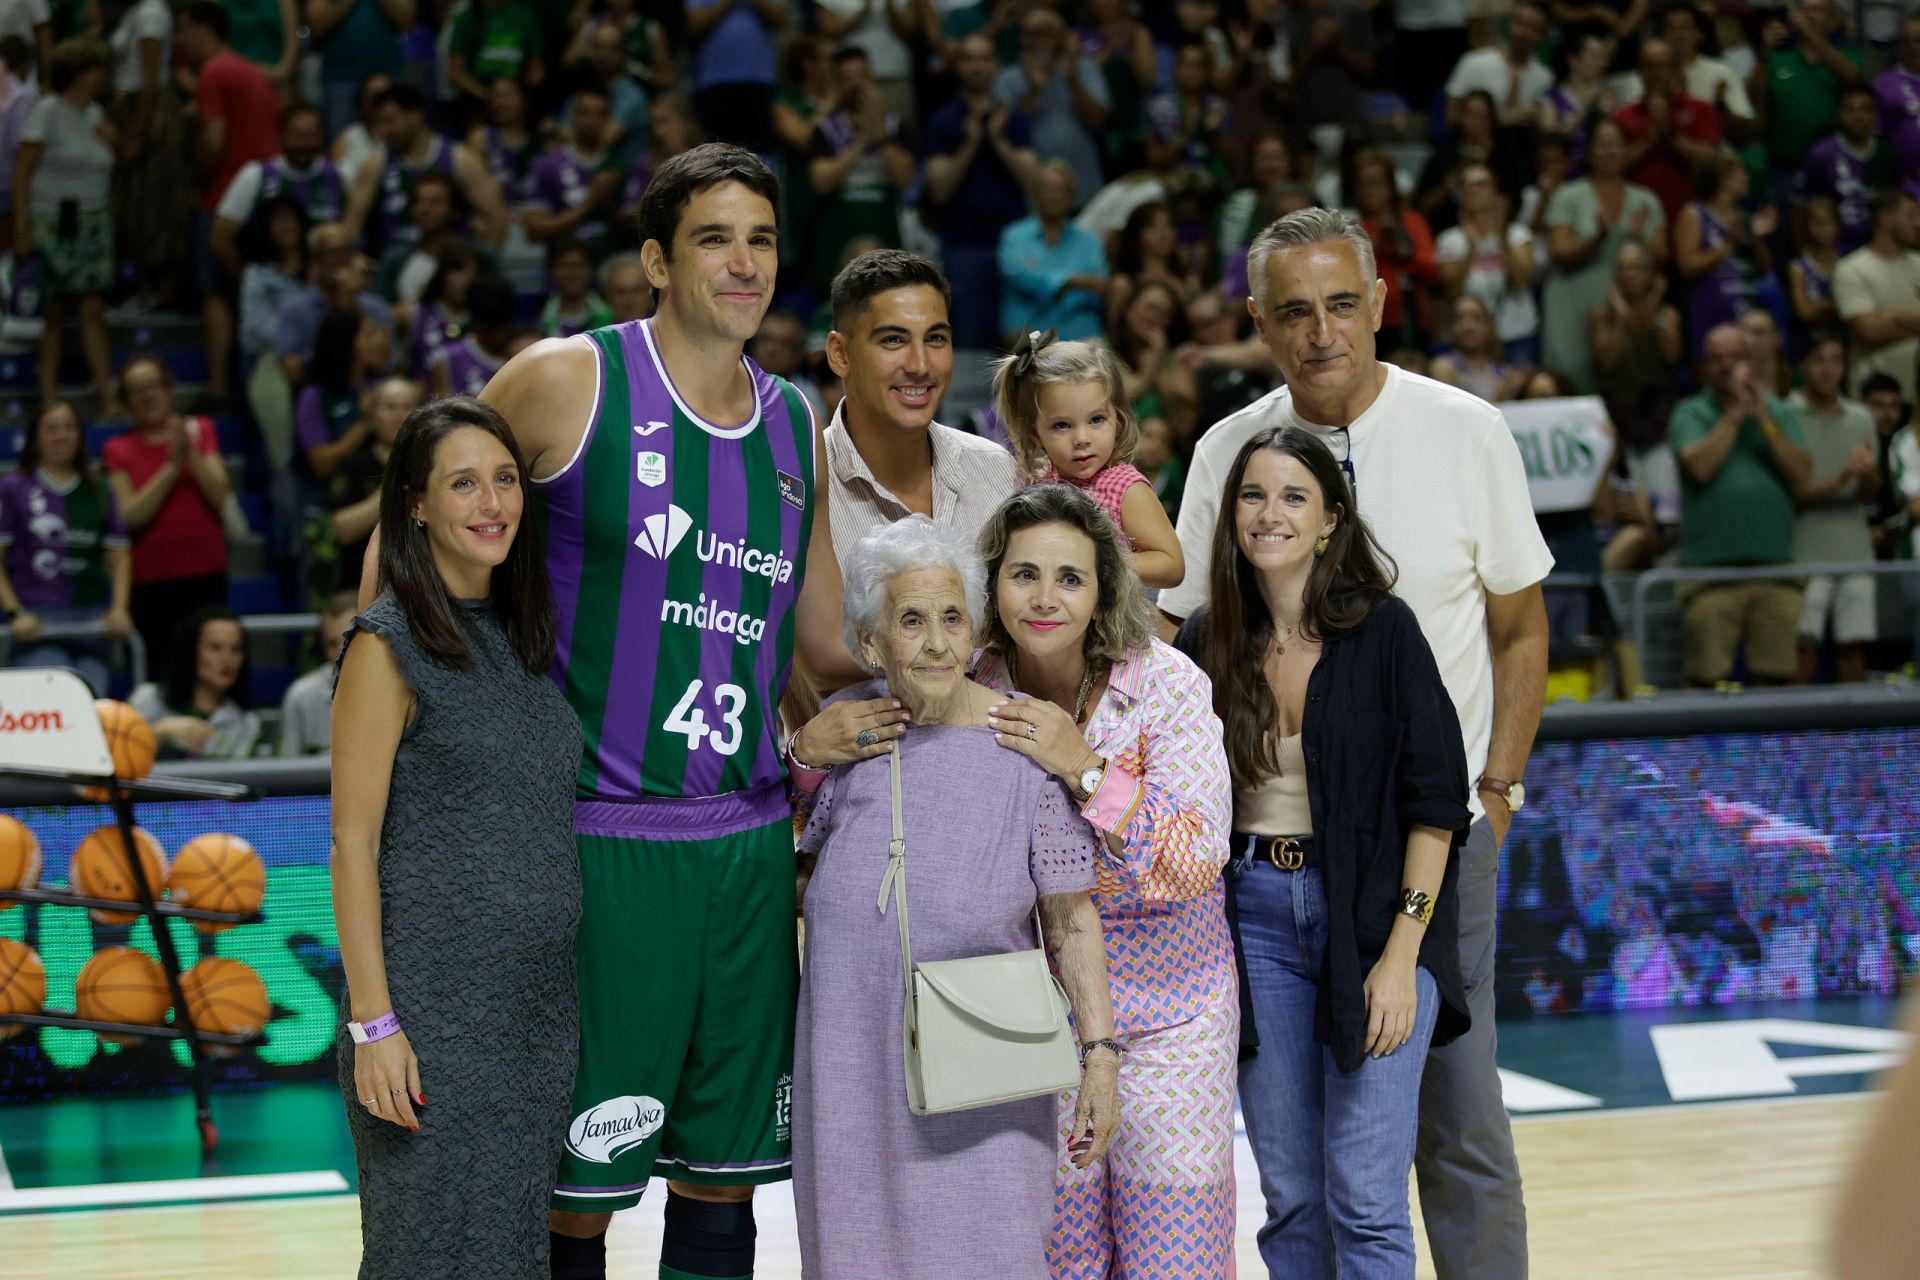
1074 760 1106 803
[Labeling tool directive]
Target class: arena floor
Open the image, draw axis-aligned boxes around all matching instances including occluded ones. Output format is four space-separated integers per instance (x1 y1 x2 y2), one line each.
1 996 1905 1279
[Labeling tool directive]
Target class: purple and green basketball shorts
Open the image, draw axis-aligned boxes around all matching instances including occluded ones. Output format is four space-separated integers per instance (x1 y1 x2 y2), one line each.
552 781 797 1212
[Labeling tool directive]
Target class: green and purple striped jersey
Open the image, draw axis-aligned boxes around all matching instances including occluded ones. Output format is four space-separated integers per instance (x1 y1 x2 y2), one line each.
534 319 816 800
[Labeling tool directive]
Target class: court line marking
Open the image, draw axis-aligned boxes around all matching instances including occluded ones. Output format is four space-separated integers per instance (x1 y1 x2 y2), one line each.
1506 1088 1883 1124
0 1137 13 1191
0 1171 348 1212
0 1191 361 1224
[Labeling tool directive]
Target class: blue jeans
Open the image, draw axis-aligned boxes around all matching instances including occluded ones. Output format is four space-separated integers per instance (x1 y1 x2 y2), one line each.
1234 859 1441 1279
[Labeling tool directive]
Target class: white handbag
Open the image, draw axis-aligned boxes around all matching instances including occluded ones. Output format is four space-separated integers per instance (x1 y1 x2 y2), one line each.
879 746 1081 1115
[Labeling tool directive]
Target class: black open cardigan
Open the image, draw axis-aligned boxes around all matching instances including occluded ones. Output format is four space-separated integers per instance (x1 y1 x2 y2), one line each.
1179 597 1473 1075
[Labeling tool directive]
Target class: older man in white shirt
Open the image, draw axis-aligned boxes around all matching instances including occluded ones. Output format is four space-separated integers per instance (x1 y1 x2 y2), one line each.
1160 207 1551 1279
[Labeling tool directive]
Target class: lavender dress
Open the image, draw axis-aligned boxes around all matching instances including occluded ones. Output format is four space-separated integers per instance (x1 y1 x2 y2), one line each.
793 685 1099 1280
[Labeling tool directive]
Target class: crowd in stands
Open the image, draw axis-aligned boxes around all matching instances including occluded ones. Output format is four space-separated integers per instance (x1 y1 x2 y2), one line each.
5 0 1920 753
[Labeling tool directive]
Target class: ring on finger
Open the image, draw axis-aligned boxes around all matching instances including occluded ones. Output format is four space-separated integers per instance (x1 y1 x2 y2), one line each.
1026 723 1037 739
360 1097 376 1105
855 729 879 748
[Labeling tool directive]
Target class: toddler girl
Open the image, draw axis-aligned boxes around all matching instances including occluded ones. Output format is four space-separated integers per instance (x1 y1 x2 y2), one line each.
991 329 1184 589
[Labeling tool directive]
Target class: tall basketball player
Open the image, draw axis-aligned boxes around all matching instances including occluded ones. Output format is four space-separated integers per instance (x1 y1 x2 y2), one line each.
418 144 854 1280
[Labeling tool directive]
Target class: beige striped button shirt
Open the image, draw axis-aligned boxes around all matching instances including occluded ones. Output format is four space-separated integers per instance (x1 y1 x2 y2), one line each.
821 401 1022 555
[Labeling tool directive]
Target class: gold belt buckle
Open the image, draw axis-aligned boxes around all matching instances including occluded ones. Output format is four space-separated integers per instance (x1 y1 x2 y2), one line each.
1263 837 1305 871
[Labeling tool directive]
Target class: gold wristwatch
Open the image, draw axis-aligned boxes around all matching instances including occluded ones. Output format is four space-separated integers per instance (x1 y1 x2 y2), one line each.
1477 775 1525 813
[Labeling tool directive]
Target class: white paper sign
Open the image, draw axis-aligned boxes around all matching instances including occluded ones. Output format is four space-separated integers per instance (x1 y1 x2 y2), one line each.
1501 396 1614 514
0 668 112 777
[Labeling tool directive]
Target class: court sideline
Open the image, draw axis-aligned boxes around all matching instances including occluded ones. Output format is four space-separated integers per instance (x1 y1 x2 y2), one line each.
4 1092 1877 1279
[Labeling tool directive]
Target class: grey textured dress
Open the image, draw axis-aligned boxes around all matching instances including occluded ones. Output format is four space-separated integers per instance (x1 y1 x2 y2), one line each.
792 685 1099 1280
336 594 583 1279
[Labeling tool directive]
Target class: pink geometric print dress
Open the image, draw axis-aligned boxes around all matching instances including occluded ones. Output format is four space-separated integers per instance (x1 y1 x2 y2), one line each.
977 639 1240 1279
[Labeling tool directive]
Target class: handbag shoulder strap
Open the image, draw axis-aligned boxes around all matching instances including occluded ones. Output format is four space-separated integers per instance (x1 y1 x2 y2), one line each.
880 746 914 1007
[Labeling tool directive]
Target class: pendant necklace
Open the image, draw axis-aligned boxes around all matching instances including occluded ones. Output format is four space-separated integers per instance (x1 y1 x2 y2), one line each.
1009 651 1100 724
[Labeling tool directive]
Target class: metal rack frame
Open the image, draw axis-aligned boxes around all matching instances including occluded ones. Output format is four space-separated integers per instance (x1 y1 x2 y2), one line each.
0 763 261 1153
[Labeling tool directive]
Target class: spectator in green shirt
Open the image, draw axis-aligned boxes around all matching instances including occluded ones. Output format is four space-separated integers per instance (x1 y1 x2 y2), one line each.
1755 0 1860 193
1667 322 1814 685
448 0 544 111
223 0 299 94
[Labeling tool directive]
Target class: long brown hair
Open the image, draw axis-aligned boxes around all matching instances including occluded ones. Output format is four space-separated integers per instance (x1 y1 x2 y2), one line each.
20 401 102 498
1196 426 1397 790
375 396 556 674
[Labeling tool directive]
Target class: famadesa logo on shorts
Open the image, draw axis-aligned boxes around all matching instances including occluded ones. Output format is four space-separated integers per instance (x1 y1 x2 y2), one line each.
567 1095 665 1165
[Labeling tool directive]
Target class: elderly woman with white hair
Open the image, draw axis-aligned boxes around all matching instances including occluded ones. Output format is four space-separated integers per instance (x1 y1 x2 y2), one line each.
789 514 1120 1280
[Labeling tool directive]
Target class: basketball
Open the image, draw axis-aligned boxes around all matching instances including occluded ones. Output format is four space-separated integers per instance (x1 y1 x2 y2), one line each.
0 814 42 909
167 834 265 933
82 700 157 801
0 938 46 1037
74 946 170 1044
71 826 168 925
181 957 270 1046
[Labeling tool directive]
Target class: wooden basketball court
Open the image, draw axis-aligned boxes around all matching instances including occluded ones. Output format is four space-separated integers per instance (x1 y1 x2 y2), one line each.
4 1091 1876 1279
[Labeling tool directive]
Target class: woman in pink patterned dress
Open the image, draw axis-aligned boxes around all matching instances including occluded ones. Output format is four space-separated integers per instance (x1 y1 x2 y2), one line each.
974 482 1238 1279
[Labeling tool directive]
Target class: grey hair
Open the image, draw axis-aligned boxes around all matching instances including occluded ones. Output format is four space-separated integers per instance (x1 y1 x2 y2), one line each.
839 515 989 666
1246 207 1377 310
597 250 647 293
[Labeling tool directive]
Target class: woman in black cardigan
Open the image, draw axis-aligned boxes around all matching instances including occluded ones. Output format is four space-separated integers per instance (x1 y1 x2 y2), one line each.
1178 425 1471 1278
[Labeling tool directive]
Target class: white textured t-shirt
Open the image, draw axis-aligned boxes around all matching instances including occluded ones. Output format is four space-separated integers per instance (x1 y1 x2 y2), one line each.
1444 46 1553 108
0 0 48 47
1163 363 1555 803
1833 245 1920 405
812 0 912 80
108 0 171 96
1434 221 1539 342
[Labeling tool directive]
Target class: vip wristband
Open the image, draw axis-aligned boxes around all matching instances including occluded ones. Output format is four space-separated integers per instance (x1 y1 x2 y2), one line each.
348 1011 402 1044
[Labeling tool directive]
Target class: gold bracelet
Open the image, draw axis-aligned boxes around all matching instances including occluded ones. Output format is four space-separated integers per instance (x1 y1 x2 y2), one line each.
1399 889 1435 926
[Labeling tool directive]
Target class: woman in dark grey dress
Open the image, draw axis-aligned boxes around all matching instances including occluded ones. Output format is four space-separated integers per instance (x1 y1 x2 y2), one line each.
330 396 583 1278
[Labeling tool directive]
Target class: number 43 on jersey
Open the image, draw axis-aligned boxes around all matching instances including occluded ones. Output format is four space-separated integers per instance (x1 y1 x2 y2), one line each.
665 679 747 756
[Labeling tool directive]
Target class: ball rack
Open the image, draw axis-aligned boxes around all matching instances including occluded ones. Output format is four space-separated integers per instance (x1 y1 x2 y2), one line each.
0 760 261 1154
